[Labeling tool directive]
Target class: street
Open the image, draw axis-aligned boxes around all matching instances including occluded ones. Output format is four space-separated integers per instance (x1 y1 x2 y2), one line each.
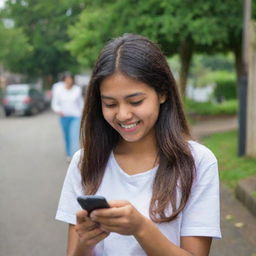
0 110 68 256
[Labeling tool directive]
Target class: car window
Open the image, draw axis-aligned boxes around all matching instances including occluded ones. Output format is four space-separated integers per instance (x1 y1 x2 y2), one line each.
6 88 28 96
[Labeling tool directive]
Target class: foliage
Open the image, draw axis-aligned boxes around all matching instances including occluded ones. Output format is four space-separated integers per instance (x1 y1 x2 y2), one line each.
0 22 32 73
1 0 84 84
189 54 235 87
198 53 235 72
67 0 243 69
212 71 237 101
202 130 256 189
185 98 238 116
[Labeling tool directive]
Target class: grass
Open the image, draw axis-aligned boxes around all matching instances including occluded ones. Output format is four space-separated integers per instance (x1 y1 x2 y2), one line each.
202 130 256 189
184 99 238 116
251 191 256 198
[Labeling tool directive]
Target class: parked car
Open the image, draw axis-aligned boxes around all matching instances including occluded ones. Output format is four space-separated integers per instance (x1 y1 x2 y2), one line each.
2 84 46 116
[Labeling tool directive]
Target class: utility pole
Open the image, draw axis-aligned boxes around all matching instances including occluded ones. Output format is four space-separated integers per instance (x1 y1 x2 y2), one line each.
238 0 251 156
246 21 256 156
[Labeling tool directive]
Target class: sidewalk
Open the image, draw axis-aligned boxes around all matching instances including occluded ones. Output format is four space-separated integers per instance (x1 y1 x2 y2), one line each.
191 115 256 256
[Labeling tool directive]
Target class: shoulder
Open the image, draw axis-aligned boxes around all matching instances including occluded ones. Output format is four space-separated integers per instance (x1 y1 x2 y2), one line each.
54 84 64 93
188 140 218 184
73 85 82 92
188 140 217 167
53 82 64 90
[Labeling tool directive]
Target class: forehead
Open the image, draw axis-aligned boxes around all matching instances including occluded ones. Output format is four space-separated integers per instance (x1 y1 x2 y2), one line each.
100 73 154 97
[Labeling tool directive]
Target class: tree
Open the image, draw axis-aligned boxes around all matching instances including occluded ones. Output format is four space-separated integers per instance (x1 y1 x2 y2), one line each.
1 0 84 87
0 22 32 73
67 0 243 95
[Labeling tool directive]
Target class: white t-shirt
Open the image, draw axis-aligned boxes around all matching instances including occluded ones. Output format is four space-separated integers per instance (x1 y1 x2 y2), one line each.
51 85 84 117
56 141 221 255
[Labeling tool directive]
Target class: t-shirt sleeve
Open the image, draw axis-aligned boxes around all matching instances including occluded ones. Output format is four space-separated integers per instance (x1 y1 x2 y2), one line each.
181 146 221 239
55 150 84 225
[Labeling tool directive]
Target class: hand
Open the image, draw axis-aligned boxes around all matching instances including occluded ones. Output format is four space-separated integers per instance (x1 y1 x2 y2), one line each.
75 210 110 248
90 200 147 236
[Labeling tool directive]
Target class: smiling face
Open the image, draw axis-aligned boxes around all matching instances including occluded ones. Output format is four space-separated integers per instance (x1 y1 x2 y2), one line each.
100 73 165 144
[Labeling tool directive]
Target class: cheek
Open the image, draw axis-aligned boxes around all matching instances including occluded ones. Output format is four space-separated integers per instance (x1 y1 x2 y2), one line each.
141 104 160 123
102 108 113 124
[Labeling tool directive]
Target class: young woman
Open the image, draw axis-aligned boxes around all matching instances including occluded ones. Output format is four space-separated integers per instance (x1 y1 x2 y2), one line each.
51 72 84 161
56 34 221 256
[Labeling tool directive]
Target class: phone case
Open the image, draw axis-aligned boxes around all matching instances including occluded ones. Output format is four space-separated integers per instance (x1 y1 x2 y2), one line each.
77 195 110 215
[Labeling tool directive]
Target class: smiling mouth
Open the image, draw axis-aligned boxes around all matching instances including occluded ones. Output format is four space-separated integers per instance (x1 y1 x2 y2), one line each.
119 121 140 129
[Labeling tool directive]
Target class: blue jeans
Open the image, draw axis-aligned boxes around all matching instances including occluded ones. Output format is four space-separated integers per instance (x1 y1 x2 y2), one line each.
59 116 81 157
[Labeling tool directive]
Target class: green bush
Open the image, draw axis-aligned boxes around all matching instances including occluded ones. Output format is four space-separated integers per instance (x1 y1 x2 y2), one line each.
184 98 238 115
212 71 237 101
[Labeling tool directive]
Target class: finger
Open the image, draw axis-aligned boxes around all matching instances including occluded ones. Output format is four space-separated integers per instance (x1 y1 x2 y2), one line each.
85 230 110 247
91 204 130 219
95 214 132 227
76 210 89 224
100 224 124 234
76 221 99 233
77 226 102 238
108 200 130 208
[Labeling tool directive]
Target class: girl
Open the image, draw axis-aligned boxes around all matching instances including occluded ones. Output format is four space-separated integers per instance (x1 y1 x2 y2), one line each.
56 34 221 256
51 72 84 161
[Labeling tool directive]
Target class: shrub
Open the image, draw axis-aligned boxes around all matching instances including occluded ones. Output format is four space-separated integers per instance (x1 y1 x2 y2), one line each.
212 71 237 101
184 98 238 115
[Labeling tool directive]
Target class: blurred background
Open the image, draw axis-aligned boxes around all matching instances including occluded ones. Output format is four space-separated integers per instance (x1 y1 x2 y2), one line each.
0 0 255 255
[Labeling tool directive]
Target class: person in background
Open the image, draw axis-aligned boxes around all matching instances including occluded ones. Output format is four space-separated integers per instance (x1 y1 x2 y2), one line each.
56 35 221 255
51 72 84 162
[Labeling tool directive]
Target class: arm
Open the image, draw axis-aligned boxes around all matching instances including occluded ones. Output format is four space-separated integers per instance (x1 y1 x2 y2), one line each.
91 201 212 256
51 87 62 115
135 217 212 256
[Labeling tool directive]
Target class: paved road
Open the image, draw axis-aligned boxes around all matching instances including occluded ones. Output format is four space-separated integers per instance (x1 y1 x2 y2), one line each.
0 111 255 256
0 110 67 256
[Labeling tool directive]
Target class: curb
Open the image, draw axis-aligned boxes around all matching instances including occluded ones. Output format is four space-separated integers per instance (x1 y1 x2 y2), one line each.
235 176 256 217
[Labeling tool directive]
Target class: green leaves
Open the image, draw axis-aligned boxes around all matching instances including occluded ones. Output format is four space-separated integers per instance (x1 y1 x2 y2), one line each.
66 0 244 69
0 23 33 73
0 0 83 83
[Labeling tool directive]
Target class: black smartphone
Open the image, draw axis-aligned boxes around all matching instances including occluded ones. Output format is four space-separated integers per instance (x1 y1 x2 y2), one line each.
77 195 110 215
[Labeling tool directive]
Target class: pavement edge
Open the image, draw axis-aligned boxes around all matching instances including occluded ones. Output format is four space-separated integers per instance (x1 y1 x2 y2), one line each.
235 176 256 217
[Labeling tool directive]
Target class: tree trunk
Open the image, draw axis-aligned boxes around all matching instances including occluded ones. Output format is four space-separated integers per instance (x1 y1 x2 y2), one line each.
43 74 54 90
178 39 194 97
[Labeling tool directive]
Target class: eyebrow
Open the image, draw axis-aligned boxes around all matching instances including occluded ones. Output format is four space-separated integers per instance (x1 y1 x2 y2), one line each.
101 92 146 100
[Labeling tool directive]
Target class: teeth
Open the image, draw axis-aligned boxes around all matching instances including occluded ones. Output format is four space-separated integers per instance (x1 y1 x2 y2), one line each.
120 122 138 129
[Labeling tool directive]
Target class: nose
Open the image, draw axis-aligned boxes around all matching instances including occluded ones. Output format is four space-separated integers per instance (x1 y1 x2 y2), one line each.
116 105 133 122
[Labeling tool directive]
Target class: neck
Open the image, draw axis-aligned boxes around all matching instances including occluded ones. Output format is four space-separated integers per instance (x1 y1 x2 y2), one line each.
65 83 73 90
115 129 159 157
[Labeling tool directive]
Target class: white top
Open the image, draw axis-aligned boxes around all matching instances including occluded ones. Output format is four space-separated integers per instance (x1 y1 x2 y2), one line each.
56 141 221 255
51 81 64 97
51 84 84 117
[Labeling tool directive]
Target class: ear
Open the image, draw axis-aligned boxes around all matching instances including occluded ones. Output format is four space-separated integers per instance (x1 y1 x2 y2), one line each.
159 94 167 104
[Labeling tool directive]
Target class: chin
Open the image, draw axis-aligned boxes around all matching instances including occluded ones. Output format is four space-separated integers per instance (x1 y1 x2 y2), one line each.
120 135 142 143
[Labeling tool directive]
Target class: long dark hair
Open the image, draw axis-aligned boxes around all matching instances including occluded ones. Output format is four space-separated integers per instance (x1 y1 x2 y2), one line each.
80 34 195 223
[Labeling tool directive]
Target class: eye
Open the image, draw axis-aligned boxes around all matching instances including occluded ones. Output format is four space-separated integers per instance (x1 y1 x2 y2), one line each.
130 100 143 106
103 103 116 108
